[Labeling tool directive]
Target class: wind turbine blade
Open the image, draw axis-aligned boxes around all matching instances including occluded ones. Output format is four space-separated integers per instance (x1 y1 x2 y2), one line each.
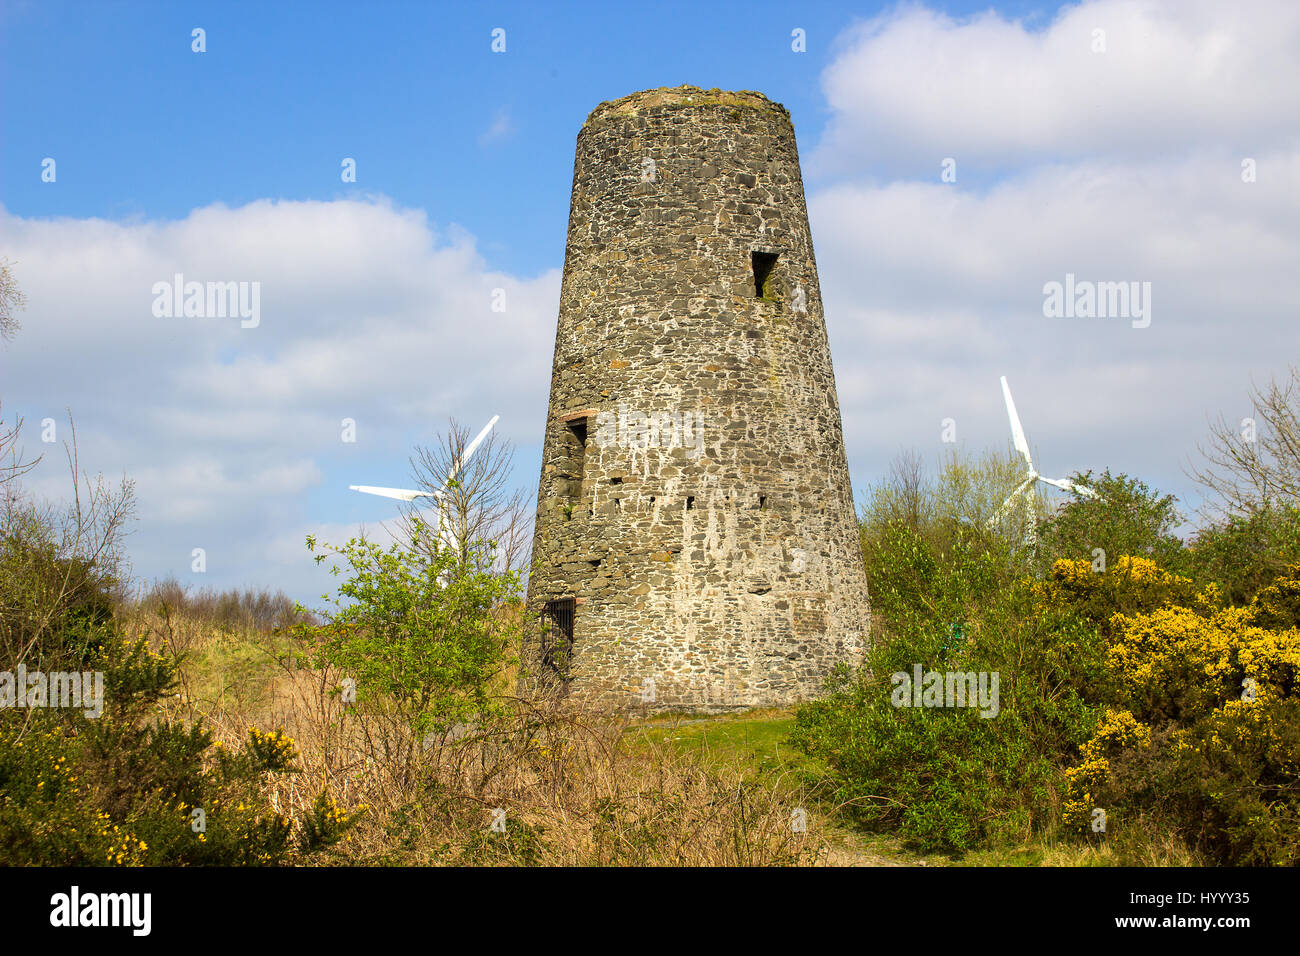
443 415 500 490
988 476 1035 526
1040 476 1099 499
1000 376 1034 471
349 485 438 502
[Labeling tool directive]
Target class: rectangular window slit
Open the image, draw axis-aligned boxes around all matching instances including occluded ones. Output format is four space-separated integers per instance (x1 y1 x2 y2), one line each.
752 250 779 298
558 416 589 509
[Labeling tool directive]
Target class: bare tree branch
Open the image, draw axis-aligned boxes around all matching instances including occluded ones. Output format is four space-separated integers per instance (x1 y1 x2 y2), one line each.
0 401 41 503
393 419 532 578
1189 365 1300 518
0 257 26 344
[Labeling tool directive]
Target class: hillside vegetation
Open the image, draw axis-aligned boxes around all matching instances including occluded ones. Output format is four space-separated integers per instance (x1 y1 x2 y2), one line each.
4 367 1300 866
793 457 1300 865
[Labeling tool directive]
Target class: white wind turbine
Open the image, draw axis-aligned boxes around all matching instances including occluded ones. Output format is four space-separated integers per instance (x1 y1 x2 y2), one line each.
989 377 1096 544
350 415 500 558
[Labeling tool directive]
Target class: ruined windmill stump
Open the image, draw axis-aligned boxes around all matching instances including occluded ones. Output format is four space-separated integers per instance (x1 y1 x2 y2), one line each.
522 86 870 711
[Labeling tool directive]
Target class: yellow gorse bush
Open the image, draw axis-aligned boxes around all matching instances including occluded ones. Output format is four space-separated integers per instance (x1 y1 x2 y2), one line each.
1109 599 1300 713
247 727 300 772
1062 708 1153 828
1034 555 1213 636
1060 558 1300 849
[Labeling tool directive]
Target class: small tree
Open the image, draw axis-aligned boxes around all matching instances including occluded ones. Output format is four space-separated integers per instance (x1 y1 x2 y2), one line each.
860 446 1037 563
932 446 1037 539
297 518 522 777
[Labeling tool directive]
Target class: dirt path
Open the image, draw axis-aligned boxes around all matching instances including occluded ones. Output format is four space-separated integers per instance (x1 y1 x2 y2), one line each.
820 827 931 867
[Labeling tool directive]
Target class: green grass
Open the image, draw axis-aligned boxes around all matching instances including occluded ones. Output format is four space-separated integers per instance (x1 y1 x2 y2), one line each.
170 623 291 716
624 710 946 866
626 709 816 773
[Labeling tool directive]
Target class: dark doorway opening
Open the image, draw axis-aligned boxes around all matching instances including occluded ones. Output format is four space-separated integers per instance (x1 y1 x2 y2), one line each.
541 597 575 688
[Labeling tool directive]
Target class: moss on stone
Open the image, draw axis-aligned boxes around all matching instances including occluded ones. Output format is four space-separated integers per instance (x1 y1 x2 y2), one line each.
584 85 790 129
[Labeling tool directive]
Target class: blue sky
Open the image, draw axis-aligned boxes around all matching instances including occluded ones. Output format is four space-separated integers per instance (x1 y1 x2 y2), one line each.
2 0 1298 604
3 0 1059 274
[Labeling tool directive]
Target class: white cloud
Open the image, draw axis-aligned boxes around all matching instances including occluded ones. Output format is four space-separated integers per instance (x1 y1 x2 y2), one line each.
815 0 1300 177
0 198 558 600
479 107 515 147
809 0 1300 515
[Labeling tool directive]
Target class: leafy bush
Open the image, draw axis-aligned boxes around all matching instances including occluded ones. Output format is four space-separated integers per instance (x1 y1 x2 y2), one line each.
1 519 120 673
1054 561 1300 864
294 522 522 740
1033 469 1185 574
1183 505 1300 606
0 468 362 865
793 521 1105 854
0 626 363 865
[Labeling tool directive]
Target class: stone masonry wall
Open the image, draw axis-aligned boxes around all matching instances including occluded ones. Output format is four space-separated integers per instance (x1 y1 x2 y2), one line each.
522 86 870 711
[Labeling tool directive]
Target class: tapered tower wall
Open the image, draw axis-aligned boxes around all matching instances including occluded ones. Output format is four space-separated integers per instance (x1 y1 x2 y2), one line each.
522 86 869 710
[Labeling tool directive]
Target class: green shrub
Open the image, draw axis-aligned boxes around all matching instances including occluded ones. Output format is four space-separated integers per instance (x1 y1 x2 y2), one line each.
1033 469 1185 574
0 503 362 865
294 521 522 739
0 630 363 865
1185 506 1300 607
1057 561 1300 865
793 525 1105 855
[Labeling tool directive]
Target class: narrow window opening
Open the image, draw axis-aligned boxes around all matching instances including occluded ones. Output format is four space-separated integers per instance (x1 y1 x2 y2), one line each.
686 496 695 511
759 495 767 510
610 476 623 485
558 417 589 509
752 250 779 298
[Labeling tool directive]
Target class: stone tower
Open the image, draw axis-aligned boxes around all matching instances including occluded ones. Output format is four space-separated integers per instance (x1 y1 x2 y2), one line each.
522 86 869 710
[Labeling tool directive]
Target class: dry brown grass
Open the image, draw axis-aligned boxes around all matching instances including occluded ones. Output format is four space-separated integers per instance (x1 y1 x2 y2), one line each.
128 605 837 866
